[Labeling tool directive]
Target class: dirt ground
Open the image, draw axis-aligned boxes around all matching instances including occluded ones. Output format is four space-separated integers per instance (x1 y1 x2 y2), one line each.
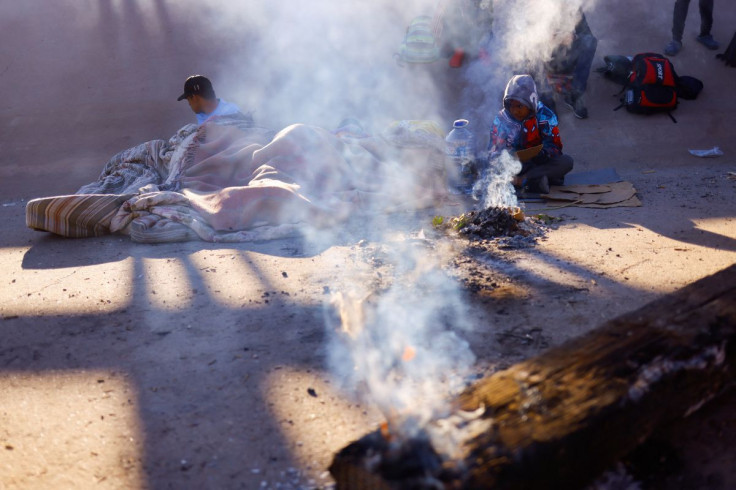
1 1 735 489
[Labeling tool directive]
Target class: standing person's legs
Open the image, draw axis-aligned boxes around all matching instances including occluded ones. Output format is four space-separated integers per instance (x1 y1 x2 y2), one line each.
570 33 598 96
558 34 596 119
549 14 597 119
695 0 719 49
666 0 691 55
698 0 714 36
672 0 692 42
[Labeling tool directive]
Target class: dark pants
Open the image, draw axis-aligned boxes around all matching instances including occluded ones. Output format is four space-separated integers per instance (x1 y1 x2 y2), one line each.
521 153 574 186
672 0 714 42
546 14 598 95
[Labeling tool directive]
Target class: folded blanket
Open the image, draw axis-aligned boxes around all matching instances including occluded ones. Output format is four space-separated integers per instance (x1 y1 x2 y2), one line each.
26 193 135 238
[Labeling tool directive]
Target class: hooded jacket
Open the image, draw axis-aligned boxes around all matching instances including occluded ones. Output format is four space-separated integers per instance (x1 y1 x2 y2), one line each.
488 74 563 160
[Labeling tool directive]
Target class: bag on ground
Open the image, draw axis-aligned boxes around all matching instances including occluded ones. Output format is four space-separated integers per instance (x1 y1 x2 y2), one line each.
596 55 633 85
620 52 678 114
395 15 441 65
676 75 704 100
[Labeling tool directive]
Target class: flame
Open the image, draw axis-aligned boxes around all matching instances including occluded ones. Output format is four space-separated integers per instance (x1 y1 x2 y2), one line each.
380 420 393 441
402 345 416 362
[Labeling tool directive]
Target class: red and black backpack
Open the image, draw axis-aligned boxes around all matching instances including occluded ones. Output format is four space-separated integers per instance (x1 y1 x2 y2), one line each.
616 52 679 121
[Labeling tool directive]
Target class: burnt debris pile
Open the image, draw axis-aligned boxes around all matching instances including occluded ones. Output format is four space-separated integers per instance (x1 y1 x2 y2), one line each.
443 206 553 247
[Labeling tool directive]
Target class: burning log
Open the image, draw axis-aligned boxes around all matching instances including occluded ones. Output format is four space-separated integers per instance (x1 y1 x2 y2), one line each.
330 264 736 489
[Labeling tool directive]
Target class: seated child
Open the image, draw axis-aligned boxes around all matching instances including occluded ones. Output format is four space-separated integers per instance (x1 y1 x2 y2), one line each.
487 74 573 193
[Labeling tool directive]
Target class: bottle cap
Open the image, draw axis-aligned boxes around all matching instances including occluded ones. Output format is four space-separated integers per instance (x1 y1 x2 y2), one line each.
453 119 469 128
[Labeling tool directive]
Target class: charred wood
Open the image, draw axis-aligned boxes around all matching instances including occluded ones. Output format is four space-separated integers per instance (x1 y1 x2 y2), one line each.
330 264 736 489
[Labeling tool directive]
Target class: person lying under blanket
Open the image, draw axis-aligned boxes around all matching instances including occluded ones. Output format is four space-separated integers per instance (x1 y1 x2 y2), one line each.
26 116 449 243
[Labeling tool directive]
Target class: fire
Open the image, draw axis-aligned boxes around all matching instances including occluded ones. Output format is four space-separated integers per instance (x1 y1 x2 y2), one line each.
402 345 416 362
380 420 393 441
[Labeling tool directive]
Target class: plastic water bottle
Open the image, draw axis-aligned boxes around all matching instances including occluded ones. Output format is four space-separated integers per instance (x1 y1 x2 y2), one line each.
445 119 476 194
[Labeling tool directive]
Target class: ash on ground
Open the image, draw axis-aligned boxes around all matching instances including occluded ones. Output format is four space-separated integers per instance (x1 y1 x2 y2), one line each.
443 206 557 249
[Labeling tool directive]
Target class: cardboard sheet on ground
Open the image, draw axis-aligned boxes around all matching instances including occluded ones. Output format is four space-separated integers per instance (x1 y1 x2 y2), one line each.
542 181 641 208
517 168 626 203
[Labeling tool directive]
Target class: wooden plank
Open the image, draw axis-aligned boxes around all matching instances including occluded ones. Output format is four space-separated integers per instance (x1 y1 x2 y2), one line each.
330 264 736 489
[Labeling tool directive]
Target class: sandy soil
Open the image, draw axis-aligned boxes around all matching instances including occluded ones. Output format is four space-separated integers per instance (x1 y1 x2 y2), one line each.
1 1 735 489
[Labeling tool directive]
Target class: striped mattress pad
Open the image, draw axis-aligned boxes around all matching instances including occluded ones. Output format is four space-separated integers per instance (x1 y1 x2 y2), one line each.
26 193 134 238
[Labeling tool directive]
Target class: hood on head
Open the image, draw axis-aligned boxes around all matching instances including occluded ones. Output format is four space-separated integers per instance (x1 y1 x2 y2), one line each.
503 74 539 114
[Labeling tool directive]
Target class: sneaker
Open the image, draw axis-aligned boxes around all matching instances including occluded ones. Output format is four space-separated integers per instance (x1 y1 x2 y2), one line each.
563 92 588 119
696 34 720 50
664 39 682 56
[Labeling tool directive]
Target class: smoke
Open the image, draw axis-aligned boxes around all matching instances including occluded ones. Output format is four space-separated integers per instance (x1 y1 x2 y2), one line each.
326 240 476 434
302 0 597 440
455 0 594 147
475 150 522 208
165 0 599 442
200 0 447 131
183 0 594 134
491 0 588 69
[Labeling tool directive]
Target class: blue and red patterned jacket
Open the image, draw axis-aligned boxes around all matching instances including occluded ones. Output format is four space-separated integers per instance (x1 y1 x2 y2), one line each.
488 74 563 161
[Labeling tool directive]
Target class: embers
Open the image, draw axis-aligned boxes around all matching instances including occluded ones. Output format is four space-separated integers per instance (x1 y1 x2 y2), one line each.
331 407 492 488
330 427 453 489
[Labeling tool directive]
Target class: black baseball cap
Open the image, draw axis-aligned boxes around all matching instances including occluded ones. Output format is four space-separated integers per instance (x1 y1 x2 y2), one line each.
177 75 216 101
